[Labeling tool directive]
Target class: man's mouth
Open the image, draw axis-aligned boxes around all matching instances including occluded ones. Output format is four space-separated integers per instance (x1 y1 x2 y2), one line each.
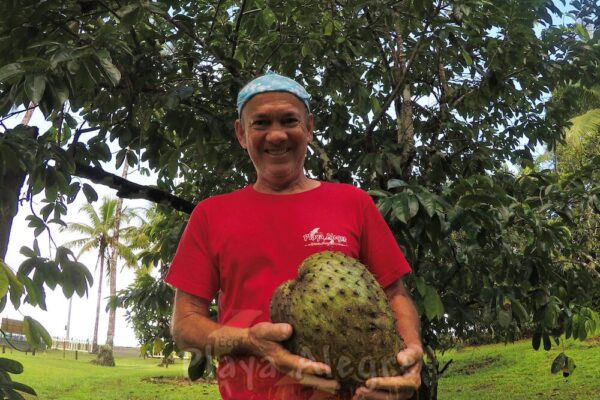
266 148 289 156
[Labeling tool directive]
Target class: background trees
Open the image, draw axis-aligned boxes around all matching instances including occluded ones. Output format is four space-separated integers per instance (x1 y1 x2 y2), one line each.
1 0 599 397
62 197 139 354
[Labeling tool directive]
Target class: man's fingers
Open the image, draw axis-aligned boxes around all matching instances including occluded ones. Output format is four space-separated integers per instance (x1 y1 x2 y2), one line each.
289 372 340 394
365 375 419 392
277 351 332 376
253 322 293 342
396 346 423 367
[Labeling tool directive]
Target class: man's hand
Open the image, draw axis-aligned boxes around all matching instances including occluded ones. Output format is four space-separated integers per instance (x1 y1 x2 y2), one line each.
352 344 423 400
247 322 340 394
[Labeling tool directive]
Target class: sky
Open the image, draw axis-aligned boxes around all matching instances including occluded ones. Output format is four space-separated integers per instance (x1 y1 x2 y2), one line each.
2 109 154 348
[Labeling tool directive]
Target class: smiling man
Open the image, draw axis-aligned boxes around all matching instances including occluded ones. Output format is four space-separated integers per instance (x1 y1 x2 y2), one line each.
165 73 423 400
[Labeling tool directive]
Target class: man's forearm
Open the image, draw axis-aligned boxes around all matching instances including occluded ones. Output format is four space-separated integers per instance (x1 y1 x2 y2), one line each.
171 290 252 357
385 279 423 350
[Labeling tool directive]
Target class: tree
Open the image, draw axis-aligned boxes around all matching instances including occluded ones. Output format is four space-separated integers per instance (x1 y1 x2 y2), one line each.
1 0 600 397
62 197 138 354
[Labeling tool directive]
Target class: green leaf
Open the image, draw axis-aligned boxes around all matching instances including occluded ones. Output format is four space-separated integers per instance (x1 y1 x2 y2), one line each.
392 195 410 224
551 352 567 374
0 267 8 299
301 42 312 58
532 328 541 350
0 358 23 375
0 63 23 82
575 23 590 42
416 192 436 217
0 387 25 400
24 75 46 104
96 50 121 86
82 183 98 203
511 299 528 323
22 317 51 349
577 318 587 340
188 352 206 381
368 190 390 198
543 332 551 351
323 20 334 36
116 3 140 18
407 195 419 219
414 276 427 296
233 49 246 68
387 179 407 189
498 308 512 328
461 49 473 65
4 381 36 396
423 286 444 320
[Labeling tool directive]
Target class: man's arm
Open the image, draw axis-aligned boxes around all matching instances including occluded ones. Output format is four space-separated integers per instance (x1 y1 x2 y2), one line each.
171 289 339 391
352 278 423 400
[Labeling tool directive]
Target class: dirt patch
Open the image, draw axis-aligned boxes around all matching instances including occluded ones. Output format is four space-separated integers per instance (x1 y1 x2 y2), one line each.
142 376 216 385
584 336 600 345
448 355 502 376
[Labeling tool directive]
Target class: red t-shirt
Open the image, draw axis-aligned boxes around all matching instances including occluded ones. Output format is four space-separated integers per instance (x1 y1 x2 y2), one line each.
165 182 411 399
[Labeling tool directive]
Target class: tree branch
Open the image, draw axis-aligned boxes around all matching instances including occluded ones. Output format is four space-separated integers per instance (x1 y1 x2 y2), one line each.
0 105 38 123
151 10 241 80
363 16 434 136
309 138 334 181
207 0 225 42
230 0 248 58
74 163 196 214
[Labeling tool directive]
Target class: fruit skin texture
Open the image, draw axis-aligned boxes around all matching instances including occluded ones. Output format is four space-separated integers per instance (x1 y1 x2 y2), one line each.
270 251 405 392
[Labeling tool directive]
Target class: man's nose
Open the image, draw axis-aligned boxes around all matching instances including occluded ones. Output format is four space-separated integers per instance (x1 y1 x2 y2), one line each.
266 125 287 143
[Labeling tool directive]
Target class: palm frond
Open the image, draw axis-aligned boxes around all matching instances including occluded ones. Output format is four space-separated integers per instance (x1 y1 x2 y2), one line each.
62 237 96 250
61 222 95 235
565 108 600 141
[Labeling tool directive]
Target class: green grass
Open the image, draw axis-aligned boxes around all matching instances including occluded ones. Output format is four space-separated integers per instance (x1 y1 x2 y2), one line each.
3 348 220 400
3 338 599 399
438 337 600 400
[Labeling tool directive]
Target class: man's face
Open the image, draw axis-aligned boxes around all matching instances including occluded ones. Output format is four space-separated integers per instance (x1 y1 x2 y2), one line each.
235 92 313 189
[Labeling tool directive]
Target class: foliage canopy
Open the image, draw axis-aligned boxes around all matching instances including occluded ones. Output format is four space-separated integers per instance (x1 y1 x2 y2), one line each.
1 0 599 396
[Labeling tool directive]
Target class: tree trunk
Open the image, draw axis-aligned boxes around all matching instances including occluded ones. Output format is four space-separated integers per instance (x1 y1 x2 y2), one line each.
105 163 128 349
394 25 415 181
0 107 37 261
91 249 105 354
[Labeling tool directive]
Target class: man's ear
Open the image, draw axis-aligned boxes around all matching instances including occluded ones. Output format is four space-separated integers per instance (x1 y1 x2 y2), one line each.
234 118 247 149
306 113 314 142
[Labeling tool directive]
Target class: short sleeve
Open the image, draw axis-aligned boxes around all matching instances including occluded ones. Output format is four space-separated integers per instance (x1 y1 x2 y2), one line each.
164 203 220 301
359 192 411 288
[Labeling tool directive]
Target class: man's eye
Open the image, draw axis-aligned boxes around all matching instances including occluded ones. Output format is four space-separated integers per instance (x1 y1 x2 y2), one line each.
252 120 268 127
282 118 299 126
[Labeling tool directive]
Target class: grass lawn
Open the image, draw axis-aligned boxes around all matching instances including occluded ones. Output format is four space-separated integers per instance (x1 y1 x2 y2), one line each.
4 348 220 400
438 337 600 400
3 338 599 399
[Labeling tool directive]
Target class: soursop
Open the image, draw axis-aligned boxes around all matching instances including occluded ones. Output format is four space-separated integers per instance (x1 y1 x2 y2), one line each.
269 251 405 392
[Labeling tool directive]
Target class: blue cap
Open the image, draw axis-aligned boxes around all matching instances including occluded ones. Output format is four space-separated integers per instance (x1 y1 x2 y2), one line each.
236 72 311 115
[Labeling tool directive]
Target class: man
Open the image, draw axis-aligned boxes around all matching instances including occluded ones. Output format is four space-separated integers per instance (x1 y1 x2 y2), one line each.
165 73 423 400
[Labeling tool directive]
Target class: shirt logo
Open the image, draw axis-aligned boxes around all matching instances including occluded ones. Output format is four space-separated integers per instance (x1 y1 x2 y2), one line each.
303 227 348 247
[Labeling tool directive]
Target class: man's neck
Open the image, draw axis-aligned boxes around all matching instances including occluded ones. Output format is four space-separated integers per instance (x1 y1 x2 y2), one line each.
252 177 321 195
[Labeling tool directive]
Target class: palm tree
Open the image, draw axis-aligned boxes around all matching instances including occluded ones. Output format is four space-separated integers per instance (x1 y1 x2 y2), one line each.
62 197 139 354
550 84 600 173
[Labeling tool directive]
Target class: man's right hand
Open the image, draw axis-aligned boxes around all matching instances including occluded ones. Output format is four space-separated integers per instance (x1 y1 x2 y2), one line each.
246 322 340 394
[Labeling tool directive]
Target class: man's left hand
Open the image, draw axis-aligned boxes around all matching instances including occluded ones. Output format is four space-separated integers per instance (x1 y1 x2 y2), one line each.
351 345 423 400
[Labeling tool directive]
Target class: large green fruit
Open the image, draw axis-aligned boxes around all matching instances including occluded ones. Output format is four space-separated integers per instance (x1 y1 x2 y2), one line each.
269 251 405 392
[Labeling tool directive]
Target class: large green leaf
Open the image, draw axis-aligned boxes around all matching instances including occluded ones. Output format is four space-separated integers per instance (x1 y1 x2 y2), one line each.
0 359 23 375
423 286 444 320
24 75 46 104
96 50 121 86
0 63 23 82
